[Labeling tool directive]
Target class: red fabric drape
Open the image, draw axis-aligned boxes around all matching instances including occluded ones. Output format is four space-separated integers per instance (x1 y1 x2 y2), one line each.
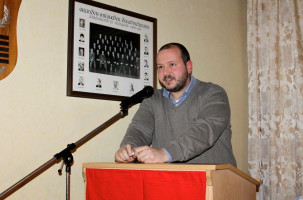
86 168 206 200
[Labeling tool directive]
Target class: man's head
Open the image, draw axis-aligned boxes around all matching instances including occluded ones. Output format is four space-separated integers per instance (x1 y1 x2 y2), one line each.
158 43 191 66
157 43 193 99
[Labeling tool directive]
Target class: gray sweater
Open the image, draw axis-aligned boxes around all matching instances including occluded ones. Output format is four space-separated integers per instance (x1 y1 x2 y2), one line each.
121 80 237 167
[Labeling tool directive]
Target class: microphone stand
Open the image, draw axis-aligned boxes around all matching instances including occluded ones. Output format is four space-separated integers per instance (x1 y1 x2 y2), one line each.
0 107 129 200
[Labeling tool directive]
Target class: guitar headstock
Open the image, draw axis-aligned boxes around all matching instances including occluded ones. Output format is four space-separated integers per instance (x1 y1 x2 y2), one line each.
0 0 22 80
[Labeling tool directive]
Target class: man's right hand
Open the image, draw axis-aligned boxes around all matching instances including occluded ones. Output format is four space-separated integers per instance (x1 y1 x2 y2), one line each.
115 144 136 163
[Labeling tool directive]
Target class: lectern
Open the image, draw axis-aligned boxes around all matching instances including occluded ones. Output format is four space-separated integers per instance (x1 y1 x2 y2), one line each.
82 163 260 200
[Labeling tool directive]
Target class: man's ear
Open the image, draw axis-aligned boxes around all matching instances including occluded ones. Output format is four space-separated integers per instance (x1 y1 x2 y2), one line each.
186 60 193 74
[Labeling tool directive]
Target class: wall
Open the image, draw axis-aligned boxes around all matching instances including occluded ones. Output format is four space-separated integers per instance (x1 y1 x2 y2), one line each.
0 0 247 199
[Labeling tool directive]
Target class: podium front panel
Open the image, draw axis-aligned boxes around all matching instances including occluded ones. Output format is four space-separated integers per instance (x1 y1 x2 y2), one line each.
85 168 207 200
83 163 260 200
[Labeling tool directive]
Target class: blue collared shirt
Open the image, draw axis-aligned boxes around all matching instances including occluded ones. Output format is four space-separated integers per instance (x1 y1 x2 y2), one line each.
162 75 197 162
162 75 197 106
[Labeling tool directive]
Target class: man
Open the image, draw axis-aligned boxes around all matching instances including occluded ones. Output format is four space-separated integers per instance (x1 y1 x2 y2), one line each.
89 48 96 72
79 18 85 28
99 50 107 73
96 78 102 88
115 43 237 167
79 47 84 57
78 76 84 86
79 33 85 42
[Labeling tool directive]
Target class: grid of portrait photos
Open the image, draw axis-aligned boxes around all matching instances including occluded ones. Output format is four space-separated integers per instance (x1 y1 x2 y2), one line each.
72 2 154 98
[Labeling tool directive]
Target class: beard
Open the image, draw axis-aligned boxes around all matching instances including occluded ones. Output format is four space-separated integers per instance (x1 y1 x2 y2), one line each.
160 69 190 93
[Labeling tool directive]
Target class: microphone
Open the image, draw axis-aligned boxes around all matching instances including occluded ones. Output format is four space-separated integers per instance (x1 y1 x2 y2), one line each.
120 86 154 109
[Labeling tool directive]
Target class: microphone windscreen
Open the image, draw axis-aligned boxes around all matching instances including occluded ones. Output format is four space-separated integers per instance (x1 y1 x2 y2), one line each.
120 86 154 109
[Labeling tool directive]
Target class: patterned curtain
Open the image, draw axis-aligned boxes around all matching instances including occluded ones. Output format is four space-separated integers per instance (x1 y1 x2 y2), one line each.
248 0 303 199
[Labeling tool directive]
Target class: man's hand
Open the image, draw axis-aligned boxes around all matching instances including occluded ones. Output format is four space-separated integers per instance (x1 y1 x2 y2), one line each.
134 146 169 163
115 144 136 163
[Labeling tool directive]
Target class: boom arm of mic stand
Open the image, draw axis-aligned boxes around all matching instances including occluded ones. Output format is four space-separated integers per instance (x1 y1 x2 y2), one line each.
0 109 128 200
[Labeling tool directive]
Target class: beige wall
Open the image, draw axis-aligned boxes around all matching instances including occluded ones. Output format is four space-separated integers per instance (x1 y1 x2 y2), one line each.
0 0 247 199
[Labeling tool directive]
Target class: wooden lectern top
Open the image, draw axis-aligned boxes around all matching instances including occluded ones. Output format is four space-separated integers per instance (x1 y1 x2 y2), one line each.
83 162 259 187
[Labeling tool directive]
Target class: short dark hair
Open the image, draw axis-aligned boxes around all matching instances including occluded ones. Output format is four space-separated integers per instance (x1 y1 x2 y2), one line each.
158 43 191 65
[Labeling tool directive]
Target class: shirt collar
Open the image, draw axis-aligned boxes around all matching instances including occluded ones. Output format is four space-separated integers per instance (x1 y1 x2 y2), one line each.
163 75 197 106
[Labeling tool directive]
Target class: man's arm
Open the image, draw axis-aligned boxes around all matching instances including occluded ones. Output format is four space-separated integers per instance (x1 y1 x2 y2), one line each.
115 98 155 163
120 98 155 148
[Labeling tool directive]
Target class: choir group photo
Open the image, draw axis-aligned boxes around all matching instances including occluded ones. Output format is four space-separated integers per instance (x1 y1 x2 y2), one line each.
87 23 143 79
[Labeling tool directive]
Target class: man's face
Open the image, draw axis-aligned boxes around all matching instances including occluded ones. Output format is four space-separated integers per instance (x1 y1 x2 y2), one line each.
80 19 84 26
157 47 192 93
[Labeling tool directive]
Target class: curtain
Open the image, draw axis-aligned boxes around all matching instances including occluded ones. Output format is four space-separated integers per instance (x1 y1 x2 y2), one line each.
248 0 303 199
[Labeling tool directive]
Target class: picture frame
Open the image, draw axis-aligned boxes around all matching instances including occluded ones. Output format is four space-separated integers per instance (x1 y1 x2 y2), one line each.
67 0 157 101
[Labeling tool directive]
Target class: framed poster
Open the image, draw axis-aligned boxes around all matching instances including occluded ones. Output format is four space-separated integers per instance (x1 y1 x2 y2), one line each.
67 0 157 100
